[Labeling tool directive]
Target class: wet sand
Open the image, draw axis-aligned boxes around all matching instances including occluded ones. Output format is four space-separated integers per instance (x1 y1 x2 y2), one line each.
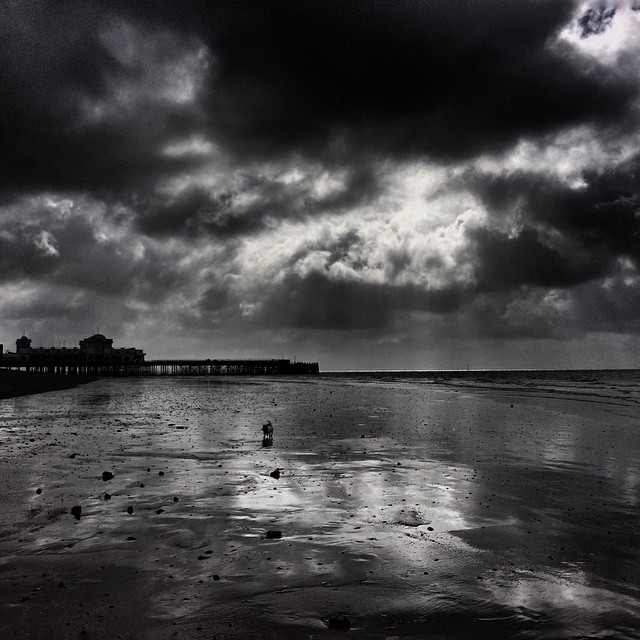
0 370 97 400
0 373 638 639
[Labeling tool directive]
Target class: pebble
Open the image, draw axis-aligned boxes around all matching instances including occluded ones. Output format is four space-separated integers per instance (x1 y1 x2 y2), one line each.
102 471 114 481
266 530 282 539
70 505 82 519
327 616 351 630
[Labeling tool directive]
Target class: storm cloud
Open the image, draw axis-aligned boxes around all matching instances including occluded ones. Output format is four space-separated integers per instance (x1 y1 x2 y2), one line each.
468 152 640 285
190 0 635 161
1 0 640 369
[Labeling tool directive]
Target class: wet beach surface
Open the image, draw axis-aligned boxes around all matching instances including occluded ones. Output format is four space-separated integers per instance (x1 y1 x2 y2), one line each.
0 372 638 639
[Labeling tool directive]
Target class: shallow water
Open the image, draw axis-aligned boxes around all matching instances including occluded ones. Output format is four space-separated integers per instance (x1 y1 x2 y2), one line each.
0 371 638 638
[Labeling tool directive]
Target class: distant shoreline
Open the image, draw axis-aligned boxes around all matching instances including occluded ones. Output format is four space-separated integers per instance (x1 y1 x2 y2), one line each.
0 370 97 400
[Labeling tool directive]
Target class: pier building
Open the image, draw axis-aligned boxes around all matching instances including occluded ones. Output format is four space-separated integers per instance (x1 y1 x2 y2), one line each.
3 334 144 365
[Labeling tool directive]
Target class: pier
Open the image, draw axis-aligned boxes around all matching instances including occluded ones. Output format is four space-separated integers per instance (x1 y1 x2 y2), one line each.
0 334 319 376
0 358 319 376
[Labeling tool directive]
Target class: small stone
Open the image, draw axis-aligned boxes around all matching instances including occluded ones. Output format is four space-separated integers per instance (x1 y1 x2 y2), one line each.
155 508 164 514
270 468 281 479
213 574 221 581
173 496 179 502
70 505 82 519
36 488 42 495
266 530 282 539
159 471 165 476
104 493 111 500
427 526 434 531
327 616 351 630
126 506 134 515
102 471 114 482
126 536 136 541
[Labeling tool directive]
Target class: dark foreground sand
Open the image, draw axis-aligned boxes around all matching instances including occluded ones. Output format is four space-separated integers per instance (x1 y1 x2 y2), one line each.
0 373 638 639
0 370 97 400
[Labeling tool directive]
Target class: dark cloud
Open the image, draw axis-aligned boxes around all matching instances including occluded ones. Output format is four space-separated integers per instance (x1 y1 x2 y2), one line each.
578 4 617 37
136 165 384 238
1 0 637 205
0 1 207 198
198 285 231 313
469 153 640 289
572 278 640 333
0 227 59 282
446 291 568 341
192 0 636 162
458 274 640 342
0 213 136 294
0 283 143 344
259 271 468 331
468 227 605 291
0 197 198 305
259 272 394 330
3 295 81 322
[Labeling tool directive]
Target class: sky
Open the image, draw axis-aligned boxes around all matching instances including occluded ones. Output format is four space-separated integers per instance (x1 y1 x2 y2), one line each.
1 0 640 370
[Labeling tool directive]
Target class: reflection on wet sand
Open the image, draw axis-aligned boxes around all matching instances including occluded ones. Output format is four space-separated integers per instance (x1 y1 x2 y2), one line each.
0 373 638 638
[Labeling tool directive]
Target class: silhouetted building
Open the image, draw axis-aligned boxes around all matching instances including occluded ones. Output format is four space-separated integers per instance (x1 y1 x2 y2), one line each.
16 336 31 355
2 334 145 363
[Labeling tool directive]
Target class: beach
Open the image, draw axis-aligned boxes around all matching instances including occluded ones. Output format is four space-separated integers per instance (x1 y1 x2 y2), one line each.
0 372 638 639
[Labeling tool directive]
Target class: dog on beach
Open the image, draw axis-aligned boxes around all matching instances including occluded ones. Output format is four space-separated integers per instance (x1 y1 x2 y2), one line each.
261 420 273 444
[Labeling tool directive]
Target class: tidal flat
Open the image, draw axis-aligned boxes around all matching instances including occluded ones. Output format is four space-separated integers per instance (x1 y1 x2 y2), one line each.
0 371 638 639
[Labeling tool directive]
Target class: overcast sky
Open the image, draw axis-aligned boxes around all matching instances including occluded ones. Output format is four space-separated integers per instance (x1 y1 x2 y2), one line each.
1 0 640 370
